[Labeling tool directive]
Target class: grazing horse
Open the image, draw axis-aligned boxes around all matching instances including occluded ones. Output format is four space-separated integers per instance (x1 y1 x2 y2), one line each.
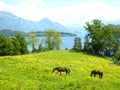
90 70 103 79
52 66 70 75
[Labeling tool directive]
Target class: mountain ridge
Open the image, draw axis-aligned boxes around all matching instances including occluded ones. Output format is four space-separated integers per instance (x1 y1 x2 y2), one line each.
0 11 70 33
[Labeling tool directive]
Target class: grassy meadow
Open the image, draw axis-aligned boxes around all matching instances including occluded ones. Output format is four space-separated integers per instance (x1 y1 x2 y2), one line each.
0 50 120 90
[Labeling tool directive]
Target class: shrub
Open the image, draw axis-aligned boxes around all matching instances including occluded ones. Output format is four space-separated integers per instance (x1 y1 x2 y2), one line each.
114 51 120 65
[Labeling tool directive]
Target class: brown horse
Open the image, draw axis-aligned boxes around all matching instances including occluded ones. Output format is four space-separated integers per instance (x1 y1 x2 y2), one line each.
52 66 70 75
90 70 103 79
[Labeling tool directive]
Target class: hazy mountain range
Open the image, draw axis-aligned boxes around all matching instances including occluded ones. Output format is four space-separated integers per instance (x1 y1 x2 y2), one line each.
0 11 70 33
0 11 119 37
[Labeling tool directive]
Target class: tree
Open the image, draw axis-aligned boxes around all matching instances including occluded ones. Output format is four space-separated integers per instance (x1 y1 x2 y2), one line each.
114 46 120 64
84 19 105 54
15 33 29 54
103 24 119 56
43 29 62 50
28 31 39 52
38 39 45 52
112 25 120 54
83 35 91 52
84 19 120 56
0 34 14 56
11 37 21 55
73 37 82 51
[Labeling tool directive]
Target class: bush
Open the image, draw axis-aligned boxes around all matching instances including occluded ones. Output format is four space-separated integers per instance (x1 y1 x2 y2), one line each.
115 51 120 61
114 51 120 65
0 35 14 55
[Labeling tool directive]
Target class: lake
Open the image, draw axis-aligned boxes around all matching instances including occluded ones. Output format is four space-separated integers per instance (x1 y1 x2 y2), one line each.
28 37 76 51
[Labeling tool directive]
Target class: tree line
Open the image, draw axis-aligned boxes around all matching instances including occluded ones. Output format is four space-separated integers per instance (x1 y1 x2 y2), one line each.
0 29 62 55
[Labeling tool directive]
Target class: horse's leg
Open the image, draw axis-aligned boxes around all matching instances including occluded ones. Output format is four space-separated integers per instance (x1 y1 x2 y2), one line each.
66 71 69 75
56 71 59 75
68 70 70 75
60 71 62 75
66 71 67 75
99 74 100 78
94 74 96 77
100 74 102 79
101 73 103 79
99 74 102 78
57 71 59 74
68 72 70 75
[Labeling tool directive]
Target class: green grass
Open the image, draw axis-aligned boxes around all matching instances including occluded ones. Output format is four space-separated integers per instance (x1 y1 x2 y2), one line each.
0 50 120 90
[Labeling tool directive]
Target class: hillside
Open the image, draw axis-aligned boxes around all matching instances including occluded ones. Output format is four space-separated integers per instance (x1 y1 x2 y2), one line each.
0 29 26 36
0 50 120 90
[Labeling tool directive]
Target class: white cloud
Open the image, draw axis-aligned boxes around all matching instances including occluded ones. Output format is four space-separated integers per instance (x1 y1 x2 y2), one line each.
0 0 120 26
0 0 8 10
0 0 47 19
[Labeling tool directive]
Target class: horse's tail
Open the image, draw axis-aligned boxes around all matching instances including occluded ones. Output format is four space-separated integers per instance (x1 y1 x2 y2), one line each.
65 68 70 72
67 68 70 75
67 68 70 72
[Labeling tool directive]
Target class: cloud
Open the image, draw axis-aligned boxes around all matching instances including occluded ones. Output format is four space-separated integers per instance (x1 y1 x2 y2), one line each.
0 0 47 20
0 0 120 26
0 1 5 10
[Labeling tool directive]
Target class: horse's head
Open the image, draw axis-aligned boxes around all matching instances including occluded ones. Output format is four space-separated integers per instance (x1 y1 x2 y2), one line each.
90 70 95 77
90 71 93 77
52 68 56 73
90 74 92 77
52 67 60 73
52 69 55 73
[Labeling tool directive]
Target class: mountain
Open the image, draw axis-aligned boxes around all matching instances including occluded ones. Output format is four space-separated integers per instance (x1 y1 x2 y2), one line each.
0 11 69 33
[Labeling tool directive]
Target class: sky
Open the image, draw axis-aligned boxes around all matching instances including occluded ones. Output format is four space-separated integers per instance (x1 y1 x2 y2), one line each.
0 0 120 27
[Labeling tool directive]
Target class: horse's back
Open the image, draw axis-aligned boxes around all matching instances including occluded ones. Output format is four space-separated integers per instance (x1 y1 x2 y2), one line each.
54 66 70 72
92 70 102 73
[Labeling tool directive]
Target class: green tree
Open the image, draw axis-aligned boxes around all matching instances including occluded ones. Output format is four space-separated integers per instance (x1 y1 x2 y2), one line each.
112 25 120 54
0 34 14 56
84 19 120 56
15 33 29 54
38 39 45 52
83 35 91 52
11 38 21 55
43 29 62 50
84 19 105 54
73 37 82 51
103 24 119 56
114 46 120 64
28 31 39 52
